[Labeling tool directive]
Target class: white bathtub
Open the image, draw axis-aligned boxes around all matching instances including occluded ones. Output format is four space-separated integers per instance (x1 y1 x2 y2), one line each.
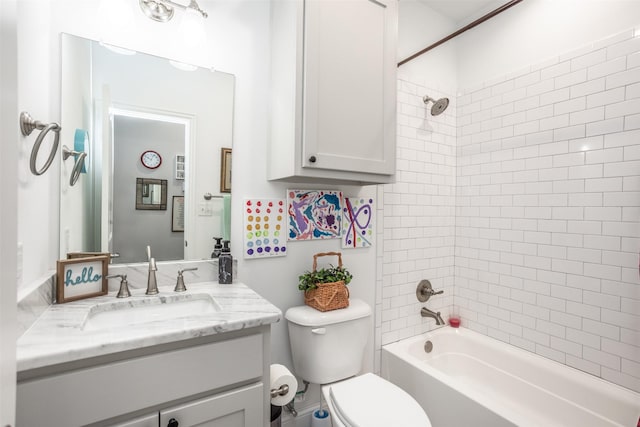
381 327 640 427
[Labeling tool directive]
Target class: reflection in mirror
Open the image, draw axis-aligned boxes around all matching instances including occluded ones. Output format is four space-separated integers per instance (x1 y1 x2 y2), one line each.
60 34 235 264
136 178 167 209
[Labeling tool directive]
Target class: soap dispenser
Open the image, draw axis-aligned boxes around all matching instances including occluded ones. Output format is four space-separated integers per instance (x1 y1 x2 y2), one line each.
211 237 223 258
218 240 233 284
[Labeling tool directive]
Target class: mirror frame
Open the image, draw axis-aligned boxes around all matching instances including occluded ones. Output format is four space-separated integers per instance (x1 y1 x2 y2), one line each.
136 178 168 210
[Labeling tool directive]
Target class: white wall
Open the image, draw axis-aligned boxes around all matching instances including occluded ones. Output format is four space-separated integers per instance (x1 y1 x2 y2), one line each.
398 0 458 91
456 0 640 89
0 0 18 424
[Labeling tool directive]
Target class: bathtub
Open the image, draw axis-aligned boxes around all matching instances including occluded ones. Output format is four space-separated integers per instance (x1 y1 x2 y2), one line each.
381 327 640 427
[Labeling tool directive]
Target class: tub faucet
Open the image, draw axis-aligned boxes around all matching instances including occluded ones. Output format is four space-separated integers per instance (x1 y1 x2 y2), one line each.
421 307 445 325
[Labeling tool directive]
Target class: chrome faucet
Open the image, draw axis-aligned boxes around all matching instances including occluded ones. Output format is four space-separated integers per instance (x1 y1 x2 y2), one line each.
421 307 445 325
174 267 198 292
146 257 159 295
146 246 159 295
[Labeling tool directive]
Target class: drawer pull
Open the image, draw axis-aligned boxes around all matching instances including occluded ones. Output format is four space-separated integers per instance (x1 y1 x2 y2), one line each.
168 418 179 427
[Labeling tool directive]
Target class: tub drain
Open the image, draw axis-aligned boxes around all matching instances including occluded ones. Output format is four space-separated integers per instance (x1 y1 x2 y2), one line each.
424 340 433 353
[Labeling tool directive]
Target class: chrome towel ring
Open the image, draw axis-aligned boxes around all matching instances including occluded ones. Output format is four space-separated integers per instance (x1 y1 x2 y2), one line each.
20 111 61 176
62 145 87 186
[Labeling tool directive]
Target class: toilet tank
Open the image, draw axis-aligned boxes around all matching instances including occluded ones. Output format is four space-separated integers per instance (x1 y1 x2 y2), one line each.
285 299 371 384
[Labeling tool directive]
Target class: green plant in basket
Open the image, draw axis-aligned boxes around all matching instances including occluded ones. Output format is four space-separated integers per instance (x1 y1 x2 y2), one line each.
298 264 353 292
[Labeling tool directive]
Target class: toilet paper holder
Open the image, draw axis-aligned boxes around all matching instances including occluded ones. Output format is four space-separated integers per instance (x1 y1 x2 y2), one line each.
271 384 290 398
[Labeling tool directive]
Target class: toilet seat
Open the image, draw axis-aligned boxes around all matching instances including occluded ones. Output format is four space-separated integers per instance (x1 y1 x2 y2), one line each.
321 373 432 427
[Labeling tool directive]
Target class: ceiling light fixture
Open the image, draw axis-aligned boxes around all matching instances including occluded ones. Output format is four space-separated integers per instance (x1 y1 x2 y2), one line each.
139 0 208 23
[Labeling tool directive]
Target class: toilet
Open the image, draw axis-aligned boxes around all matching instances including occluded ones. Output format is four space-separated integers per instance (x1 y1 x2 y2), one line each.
285 299 432 427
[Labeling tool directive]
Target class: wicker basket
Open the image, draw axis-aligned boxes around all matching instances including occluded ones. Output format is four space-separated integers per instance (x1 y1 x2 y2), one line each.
303 252 350 312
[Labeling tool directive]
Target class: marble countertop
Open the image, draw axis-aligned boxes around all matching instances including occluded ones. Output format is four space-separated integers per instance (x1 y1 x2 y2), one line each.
17 282 281 372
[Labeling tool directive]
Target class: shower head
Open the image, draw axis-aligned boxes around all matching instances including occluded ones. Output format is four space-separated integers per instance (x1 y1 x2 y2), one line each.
423 95 449 116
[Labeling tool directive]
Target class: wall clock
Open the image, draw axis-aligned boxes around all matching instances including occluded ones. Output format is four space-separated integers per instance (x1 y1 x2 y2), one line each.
141 150 162 169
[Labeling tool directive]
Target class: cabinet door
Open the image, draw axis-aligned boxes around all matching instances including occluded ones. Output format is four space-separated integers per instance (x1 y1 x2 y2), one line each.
303 0 396 175
159 383 262 427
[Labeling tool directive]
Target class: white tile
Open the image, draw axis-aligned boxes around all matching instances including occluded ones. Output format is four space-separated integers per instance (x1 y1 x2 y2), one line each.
570 107 605 126
555 69 588 89
555 97 586 115
587 87 625 108
588 56 626 80
604 160 640 177
584 347 621 370
605 98 640 119
569 135 604 153
586 118 624 136
586 147 624 164
570 78 606 98
628 82 640 100
584 206 622 221
540 114 569 131
540 88 571 106
606 36 640 60
628 51 640 69
568 164 603 179
542 61 571 80
571 48 607 71
606 67 640 90
585 177 622 192
625 113 640 130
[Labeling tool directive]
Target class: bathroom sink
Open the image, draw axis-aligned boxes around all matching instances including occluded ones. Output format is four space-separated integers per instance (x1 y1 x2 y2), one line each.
82 294 222 331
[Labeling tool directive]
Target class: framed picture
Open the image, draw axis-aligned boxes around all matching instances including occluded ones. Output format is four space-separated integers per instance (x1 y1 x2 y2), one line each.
56 255 109 303
175 154 185 180
220 147 232 193
172 195 185 232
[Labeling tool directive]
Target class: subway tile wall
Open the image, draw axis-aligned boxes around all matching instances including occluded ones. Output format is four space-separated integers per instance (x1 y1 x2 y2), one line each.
377 75 457 362
456 28 640 392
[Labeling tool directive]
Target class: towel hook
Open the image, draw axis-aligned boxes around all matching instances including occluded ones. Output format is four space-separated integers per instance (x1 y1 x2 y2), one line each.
20 111 61 176
62 145 87 186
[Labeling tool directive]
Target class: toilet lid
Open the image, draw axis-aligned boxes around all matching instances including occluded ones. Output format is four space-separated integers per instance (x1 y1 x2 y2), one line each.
326 373 431 427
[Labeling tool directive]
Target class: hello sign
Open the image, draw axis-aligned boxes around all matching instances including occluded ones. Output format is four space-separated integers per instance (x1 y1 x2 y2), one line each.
56 255 109 303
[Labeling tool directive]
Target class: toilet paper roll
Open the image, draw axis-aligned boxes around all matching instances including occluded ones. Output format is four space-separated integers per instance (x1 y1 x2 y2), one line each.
270 364 298 406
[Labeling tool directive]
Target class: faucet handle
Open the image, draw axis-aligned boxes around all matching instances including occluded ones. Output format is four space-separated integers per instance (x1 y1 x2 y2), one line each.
149 257 157 271
416 279 443 302
106 274 131 298
175 267 198 292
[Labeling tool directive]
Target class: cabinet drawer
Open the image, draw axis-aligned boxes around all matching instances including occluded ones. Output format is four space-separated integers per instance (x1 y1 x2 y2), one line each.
160 383 263 427
17 334 263 427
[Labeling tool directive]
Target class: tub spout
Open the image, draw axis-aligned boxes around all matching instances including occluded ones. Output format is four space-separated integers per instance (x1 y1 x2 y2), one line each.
421 307 445 325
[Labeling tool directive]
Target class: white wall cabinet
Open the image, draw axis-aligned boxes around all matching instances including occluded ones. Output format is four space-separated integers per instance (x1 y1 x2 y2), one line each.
17 329 270 427
269 0 398 185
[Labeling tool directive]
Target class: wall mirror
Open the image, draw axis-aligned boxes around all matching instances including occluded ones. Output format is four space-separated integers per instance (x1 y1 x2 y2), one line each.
136 178 167 210
60 33 235 264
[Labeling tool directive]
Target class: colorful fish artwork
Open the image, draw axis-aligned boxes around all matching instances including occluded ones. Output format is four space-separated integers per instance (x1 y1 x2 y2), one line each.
341 197 374 248
243 199 287 258
287 190 343 240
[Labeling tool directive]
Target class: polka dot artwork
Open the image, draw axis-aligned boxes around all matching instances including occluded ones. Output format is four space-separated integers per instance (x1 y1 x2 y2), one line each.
243 198 287 259
341 197 374 249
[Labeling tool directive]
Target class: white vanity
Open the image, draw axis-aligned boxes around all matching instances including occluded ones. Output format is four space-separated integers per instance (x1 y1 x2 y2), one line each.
16 282 281 427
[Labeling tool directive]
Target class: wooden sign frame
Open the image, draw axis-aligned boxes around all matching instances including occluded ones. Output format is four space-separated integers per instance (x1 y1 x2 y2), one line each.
56 255 109 303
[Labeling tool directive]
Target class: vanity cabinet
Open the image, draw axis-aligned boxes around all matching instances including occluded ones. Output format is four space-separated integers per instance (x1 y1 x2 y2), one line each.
269 0 398 185
110 384 262 427
17 328 270 427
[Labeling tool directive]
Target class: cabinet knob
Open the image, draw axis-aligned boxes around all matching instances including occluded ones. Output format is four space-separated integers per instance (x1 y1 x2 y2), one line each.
308 155 317 163
167 418 179 427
